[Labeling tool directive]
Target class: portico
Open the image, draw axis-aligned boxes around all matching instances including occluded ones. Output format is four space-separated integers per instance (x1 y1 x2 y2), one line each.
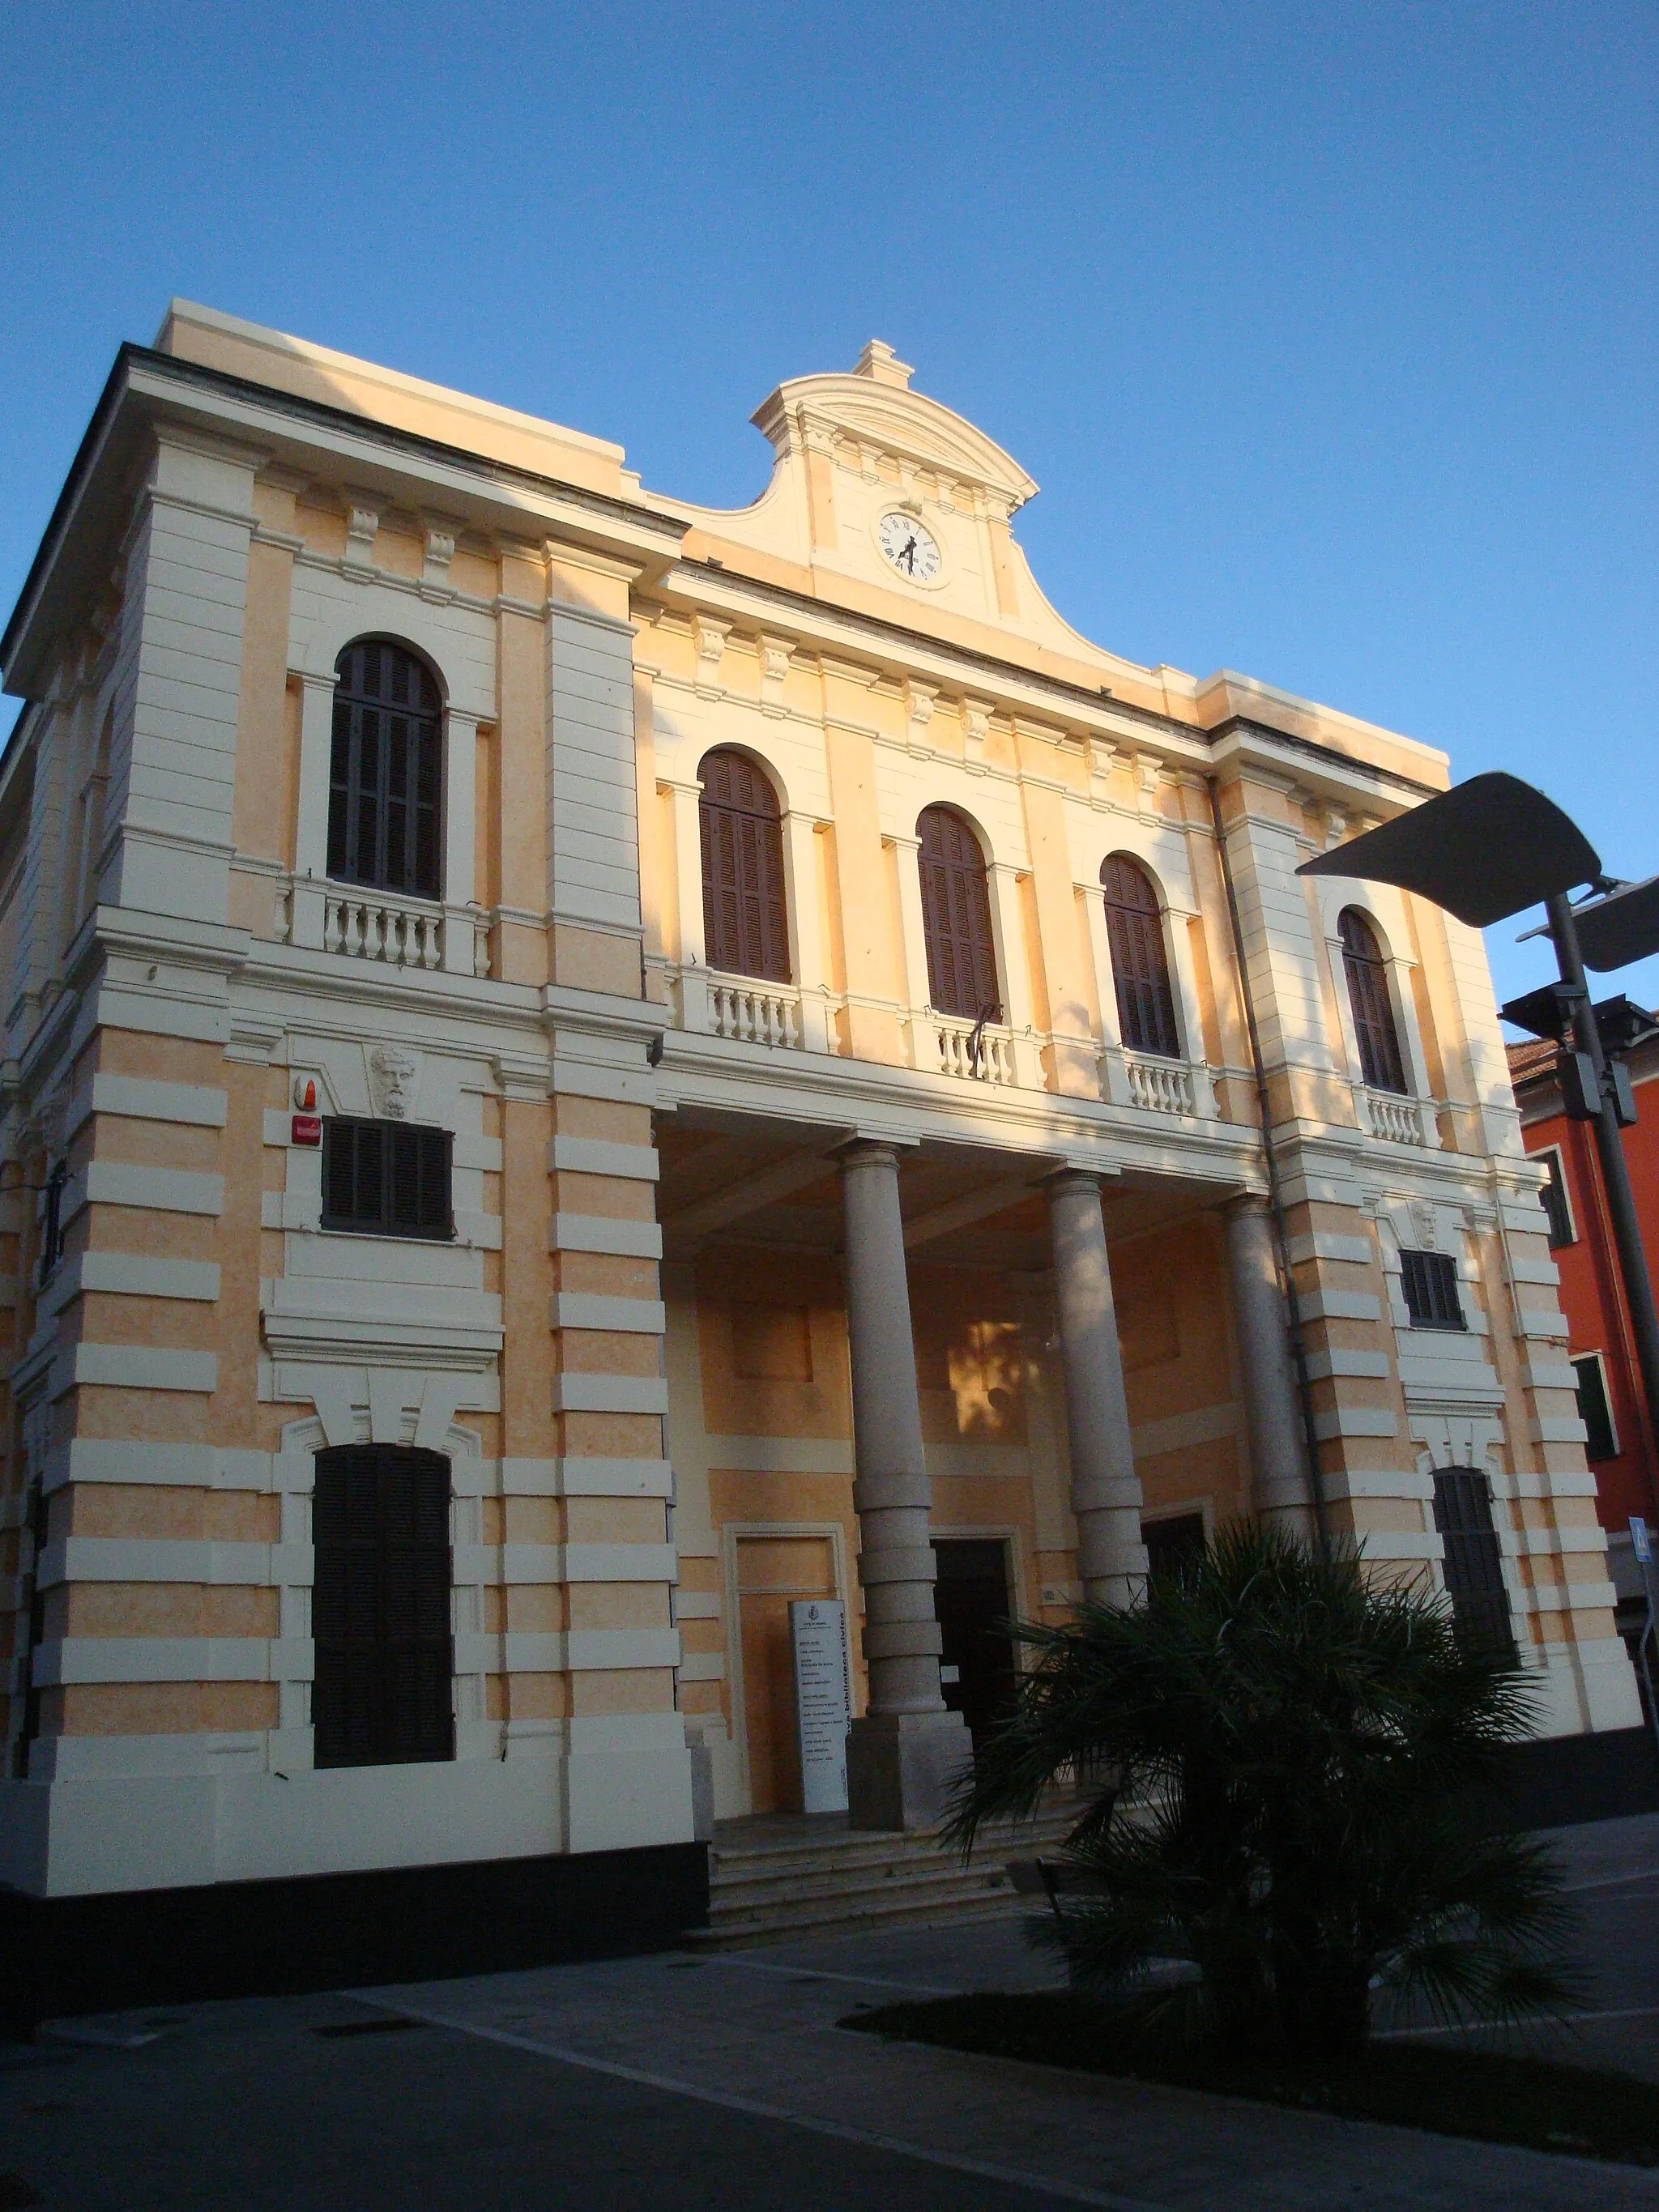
653 1103 1307 1827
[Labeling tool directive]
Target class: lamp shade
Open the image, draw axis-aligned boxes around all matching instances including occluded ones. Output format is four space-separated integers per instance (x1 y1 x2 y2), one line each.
1572 875 1659 974
1297 772 1601 928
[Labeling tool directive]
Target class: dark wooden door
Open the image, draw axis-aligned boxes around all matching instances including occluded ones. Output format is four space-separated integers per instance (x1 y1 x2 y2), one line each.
313 1445 454 1768
932 1539 1017 1749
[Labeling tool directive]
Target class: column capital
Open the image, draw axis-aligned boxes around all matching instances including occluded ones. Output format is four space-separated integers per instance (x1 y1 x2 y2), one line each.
1043 1164 1110 1196
1222 1189 1273 1221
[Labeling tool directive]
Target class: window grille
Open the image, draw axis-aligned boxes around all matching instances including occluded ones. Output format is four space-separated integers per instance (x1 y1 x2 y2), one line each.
1102 855 1180 1058
1401 1247 1464 1330
321 1119 453 1239
1338 908 1408 1093
1572 1353 1618 1463
917 805 999 1020
1431 1468 1517 1662
327 639 442 900
698 749 790 981
1537 1150 1575 1248
312 1446 454 1768
37 1161 67 1285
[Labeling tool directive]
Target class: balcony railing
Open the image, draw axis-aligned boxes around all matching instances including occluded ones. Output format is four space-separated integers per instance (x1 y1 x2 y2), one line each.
275 878 491 977
1362 1087 1429 1145
1123 1053 1196 1115
706 976 803 1049
928 1011 1017 1085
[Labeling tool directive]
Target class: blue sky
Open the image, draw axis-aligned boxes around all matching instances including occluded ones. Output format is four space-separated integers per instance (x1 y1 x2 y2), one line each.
1 2 1653 1013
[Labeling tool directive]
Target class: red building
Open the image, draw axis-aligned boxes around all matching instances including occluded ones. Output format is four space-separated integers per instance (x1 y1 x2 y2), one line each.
1508 1023 1659 1653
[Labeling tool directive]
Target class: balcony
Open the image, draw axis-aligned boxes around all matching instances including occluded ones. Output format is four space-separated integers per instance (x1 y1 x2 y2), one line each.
275 876 492 978
1359 1086 1432 1146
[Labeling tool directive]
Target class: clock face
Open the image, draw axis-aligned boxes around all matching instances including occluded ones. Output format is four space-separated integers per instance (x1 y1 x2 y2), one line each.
877 510 942 583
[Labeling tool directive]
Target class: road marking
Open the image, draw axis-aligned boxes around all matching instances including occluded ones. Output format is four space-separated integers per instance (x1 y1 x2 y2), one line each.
1562 1870 1659 1895
352 1993 1170 2211
1379 2003 1659 2038
687 1954 959 1997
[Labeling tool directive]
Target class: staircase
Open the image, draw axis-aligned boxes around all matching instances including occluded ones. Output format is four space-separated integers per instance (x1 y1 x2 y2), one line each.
684 1801 1083 1950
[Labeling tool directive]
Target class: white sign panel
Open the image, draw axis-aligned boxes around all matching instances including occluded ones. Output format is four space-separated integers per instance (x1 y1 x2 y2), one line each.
791 1598 851 1814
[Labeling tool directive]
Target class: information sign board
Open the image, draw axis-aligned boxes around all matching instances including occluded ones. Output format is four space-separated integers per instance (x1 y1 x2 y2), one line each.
790 1598 851 1814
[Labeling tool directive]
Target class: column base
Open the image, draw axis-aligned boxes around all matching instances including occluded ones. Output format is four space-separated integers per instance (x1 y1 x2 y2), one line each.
846 1709 973 1833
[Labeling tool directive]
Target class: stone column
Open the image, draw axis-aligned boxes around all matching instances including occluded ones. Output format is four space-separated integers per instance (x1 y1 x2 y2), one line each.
840 1140 970 1830
1223 1195 1317 1537
1046 1171 1148 1605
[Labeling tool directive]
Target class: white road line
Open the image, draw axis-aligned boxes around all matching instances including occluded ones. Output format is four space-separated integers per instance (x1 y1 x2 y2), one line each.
1378 2002 1659 2039
686 1954 959 1997
351 1993 1170 2212
1562 1870 1659 1895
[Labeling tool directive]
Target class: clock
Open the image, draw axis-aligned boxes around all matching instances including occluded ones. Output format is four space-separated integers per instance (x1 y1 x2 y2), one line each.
876 510 942 584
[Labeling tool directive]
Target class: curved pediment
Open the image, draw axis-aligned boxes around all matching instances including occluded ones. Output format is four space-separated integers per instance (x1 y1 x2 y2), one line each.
752 343 1038 514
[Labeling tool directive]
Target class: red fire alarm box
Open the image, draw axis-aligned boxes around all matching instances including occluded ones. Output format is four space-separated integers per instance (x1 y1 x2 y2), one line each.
291 1114 322 1147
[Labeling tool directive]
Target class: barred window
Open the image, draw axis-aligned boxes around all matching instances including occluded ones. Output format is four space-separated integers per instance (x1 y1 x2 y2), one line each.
918 806 999 1021
313 1446 454 1769
1401 1247 1464 1330
322 1119 453 1240
1339 908 1408 1093
1102 855 1180 1059
328 638 442 900
699 749 789 982
1431 1468 1516 1663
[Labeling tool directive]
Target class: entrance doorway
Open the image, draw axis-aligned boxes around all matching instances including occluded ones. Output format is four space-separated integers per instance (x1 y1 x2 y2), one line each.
932 1538 1017 1750
734 1532 839 1814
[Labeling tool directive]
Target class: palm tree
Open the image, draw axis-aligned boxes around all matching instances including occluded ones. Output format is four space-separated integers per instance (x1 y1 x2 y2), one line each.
943 1524 1576 2061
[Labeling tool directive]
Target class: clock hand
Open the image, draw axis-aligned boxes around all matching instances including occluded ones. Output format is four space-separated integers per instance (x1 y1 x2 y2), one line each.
901 538 916 570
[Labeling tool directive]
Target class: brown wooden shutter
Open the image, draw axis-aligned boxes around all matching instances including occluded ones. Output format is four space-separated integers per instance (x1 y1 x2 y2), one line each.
697 750 790 981
916 807 1000 1019
322 1119 451 1238
1101 855 1180 1058
313 1446 454 1768
1431 1468 1516 1662
1338 909 1407 1092
328 640 444 900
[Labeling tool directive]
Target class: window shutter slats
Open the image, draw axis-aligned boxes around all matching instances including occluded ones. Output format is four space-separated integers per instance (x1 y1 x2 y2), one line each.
697 749 791 982
917 806 999 1020
1339 909 1409 1093
1102 856 1181 1059
1431 1468 1516 1662
326 641 443 901
321 1119 452 1241
313 1445 454 1771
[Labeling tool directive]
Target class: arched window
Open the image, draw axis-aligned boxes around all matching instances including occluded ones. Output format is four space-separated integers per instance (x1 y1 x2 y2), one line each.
1338 908 1407 1093
1102 855 1180 1059
699 748 789 981
328 639 443 900
917 806 999 1020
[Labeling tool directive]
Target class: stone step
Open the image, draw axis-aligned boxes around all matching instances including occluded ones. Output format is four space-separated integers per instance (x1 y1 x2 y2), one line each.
686 1881 1030 1950
708 1857 1020 1922
689 1805 1085 1948
707 1828 1077 1911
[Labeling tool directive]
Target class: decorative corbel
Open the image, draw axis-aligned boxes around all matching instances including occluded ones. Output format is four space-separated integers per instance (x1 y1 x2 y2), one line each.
343 497 380 574
962 697 993 773
693 616 732 699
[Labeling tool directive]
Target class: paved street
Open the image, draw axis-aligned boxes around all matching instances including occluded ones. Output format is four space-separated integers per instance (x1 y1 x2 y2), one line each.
0 1813 1654 2211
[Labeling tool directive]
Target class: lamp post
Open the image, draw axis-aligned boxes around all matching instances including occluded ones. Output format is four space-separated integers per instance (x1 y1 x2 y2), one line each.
1299 771 1659 1451
1541 892 1659 1472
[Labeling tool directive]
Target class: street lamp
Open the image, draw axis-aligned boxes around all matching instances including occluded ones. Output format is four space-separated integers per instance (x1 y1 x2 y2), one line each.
1298 772 1659 1472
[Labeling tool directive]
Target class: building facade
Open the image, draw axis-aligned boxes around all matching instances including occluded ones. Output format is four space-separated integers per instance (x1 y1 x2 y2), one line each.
1508 1022 1659 1656
0 304 1639 1923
